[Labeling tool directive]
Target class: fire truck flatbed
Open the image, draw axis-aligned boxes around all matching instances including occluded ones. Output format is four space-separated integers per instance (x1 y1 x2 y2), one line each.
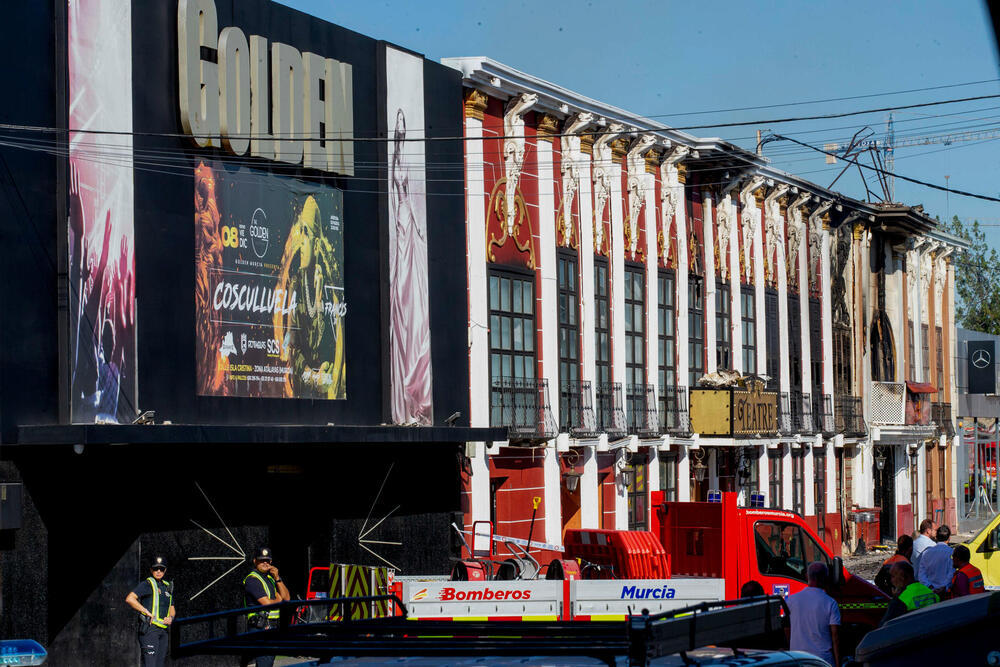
170 595 789 667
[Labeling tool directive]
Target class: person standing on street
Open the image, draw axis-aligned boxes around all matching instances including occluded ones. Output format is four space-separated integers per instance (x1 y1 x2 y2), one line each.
916 525 953 595
880 561 939 625
875 535 913 594
911 519 936 571
243 547 290 667
949 544 985 598
784 562 840 667
124 555 175 667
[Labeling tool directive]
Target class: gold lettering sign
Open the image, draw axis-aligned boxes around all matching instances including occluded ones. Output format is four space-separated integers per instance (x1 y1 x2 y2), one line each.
732 390 778 436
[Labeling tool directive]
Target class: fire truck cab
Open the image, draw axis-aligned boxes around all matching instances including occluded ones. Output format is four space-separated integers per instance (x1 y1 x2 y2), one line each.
652 491 888 649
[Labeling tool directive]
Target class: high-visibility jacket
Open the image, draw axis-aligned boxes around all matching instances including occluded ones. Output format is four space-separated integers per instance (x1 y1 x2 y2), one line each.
146 577 172 629
952 563 986 596
898 581 939 611
882 553 909 567
244 571 280 621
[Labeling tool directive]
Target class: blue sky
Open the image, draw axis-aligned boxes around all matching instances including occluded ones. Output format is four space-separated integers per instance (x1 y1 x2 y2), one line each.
281 0 1000 244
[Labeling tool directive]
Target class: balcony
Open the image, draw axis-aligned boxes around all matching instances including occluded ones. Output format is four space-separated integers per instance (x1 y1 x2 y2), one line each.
790 390 814 433
595 382 628 440
932 402 955 438
870 381 905 425
626 384 659 438
778 392 793 435
560 380 599 438
813 394 834 435
490 377 557 443
659 386 691 436
835 395 865 437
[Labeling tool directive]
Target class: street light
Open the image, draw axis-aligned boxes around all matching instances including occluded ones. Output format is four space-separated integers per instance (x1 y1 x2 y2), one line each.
875 448 887 471
561 449 581 492
692 449 707 482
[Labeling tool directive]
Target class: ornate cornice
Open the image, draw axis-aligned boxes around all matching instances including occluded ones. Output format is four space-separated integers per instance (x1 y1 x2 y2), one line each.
611 138 628 163
580 133 595 155
463 88 488 121
852 221 865 240
676 164 688 184
821 212 831 231
645 152 659 174
536 113 559 141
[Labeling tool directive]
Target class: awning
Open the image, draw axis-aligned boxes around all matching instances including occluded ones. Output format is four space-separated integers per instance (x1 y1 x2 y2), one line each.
10 423 508 449
906 381 937 394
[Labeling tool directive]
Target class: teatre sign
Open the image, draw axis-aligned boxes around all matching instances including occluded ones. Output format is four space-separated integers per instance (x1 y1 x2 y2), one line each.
178 0 354 175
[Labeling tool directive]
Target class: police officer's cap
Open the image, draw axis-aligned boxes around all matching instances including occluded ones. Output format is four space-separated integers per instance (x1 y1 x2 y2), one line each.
253 547 273 562
150 555 168 569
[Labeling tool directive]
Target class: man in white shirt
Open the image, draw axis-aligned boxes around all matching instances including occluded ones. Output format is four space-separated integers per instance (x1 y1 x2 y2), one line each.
785 562 841 666
911 519 936 572
917 525 954 594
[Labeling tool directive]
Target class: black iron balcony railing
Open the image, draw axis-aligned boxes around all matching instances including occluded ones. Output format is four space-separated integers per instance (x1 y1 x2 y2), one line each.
626 384 659 438
790 391 814 433
560 379 599 438
813 394 834 435
659 385 691 436
778 392 793 435
490 377 557 442
835 395 866 437
932 402 955 438
596 382 628 440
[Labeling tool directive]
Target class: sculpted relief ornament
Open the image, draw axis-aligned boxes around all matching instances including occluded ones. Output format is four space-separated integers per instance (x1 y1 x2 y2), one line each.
625 135 656 259
487 93 538 267
740 187 757 282
906 248 918 321
502 93 537 235
716 195 733 280
591 125 622 254
808 215 822 292
658 147 688 264
785 195 809 289
559 113 593 248
763 187 788 284
934 254 947 325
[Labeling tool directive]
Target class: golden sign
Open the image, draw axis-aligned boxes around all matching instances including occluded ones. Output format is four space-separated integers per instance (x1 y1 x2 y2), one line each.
689 387 778 437
732 390 778 436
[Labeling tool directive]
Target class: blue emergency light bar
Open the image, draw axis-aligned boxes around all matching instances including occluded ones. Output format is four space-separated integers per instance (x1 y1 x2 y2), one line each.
0 640 47 665
749 493 766 508
707 490 722 502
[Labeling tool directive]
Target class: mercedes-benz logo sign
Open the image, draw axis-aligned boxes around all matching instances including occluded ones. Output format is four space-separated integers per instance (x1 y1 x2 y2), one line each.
973 348 992 369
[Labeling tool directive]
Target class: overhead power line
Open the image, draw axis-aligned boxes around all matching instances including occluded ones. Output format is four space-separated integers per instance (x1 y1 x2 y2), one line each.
644 77 1000 118
2 93 1000 143
766 133 1000 203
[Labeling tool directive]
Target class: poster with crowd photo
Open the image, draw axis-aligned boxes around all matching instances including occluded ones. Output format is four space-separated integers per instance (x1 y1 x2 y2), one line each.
195 162 347 400
385 45 434 425
68 0 137 424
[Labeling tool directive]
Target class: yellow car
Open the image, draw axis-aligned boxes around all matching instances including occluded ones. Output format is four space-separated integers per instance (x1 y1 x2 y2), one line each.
966 513 1000 588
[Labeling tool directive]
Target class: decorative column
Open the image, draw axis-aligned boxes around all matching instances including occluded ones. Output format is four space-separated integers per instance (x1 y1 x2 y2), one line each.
765 186 790 394
789 197 809 400
819 211 834 401
572 120 598 527
463 89 491 523
536 113 562 545
672 160 690 389
704 190 717 374
605 133 627 414
720 193 741 372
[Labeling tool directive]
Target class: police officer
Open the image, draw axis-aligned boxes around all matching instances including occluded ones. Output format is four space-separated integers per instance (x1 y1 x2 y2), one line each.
243 547 290 667
125 555 175 667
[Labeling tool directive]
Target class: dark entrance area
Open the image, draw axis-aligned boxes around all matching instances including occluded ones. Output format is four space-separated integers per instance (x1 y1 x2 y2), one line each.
873 445 897 544
1 424 501 666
